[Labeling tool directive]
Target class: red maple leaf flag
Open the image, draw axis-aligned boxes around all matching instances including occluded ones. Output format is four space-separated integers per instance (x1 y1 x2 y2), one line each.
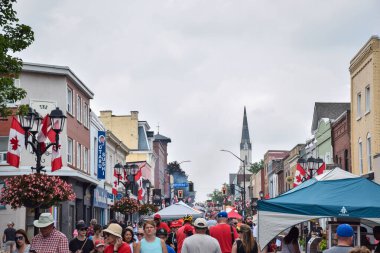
293 163 306 188
134 162 146 201
47 124 63 172
37 114 50 153
316 162 326 175
7 117 25 168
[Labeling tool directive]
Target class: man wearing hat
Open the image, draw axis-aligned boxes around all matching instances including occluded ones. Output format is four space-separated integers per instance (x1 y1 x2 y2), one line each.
167 220 182 251
30 212 70 253
209 211 238 253
323 224 354 253
182 218 221 253
154 214 171 234
69 223 94 253
176 215 195 253
103 223 131 253
156 228 175 253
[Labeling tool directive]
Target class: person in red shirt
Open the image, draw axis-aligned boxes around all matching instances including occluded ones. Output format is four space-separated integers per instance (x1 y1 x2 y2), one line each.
176 215 195 253
209 211 239 253
154 214 171 234
103 223 131 253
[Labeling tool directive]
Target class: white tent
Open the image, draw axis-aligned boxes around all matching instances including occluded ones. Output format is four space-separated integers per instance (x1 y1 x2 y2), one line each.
153 201 203 220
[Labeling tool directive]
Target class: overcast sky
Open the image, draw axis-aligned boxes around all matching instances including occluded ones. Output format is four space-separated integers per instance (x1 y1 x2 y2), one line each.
15 0 380 201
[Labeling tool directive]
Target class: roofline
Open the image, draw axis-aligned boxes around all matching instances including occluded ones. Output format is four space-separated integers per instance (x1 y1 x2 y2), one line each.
22 62 94 99
106 130 130 154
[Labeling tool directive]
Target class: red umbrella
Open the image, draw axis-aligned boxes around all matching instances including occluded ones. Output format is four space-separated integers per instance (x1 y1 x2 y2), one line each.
227 210 242 219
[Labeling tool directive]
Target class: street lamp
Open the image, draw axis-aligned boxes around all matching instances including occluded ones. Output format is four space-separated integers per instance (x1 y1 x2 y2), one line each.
220 149 247 219
259 191 264 200
114 162 139 197
143 179 151 204
297 156 324 182
19 107 66 174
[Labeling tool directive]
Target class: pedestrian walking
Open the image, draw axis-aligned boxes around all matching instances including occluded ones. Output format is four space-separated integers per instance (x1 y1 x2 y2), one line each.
167 220 181 251
92 224 104 247
281 227 301 253
323 224 354 253
156 228 175 253
181 218 222 253
154 214 171 234
373 226 380 253
136 228 144 243
122 227 137 253
69 223 94 253
30 212 70 253
135 220 168 253
232 224 258 253
103 223 131 253
176 215 195 253
13 229 30 253
209 211 239 253
2 221 16 253
94 240 106 253
87 219 98 237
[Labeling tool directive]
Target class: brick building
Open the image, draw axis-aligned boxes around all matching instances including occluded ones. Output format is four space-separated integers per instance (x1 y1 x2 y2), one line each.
331 110 351 172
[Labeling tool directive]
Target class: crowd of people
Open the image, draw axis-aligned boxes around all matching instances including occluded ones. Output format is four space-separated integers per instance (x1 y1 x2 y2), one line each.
1 212 380 253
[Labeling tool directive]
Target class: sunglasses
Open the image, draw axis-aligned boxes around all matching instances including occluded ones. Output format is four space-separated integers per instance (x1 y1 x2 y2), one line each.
137 233 144 236
15 236 24 241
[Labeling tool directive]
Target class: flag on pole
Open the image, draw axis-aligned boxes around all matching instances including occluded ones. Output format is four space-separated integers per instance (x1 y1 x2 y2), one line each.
293 163 306 187
47 127 62 171
316 162 326 175
7 117 25 168
135 163 146 201
37 115 49 153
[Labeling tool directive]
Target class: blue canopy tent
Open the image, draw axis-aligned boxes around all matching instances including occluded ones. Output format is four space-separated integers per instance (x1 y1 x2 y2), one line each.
257 168 380 250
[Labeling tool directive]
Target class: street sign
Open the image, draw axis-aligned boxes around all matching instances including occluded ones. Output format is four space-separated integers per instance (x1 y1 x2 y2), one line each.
173 183 188 188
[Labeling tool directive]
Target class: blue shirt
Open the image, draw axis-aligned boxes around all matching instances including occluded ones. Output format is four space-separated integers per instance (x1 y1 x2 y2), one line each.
166 245 175 253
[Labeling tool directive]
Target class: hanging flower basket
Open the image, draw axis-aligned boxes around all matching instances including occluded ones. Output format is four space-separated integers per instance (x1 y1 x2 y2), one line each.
112 197 140 215
0 173 76 209
139 203 158 215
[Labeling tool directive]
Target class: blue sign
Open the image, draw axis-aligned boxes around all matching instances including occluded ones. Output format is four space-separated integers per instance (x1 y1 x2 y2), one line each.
173 183 188 188
116 193 123 200
97 131 106 179
107 193 114 205
93 187 108 209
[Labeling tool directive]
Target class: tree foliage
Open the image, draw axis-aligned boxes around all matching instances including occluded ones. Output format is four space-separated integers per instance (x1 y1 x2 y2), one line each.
0 0 34 118
167 161 187 177
248 159 264 174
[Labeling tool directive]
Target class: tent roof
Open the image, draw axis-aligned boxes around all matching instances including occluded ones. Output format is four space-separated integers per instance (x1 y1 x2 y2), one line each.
153 201 203 220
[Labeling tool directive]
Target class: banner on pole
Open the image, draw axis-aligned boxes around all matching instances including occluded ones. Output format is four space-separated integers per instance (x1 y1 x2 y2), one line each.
97 131 106 179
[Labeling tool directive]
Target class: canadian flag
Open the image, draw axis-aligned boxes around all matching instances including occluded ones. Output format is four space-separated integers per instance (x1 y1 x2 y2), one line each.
293 163 306 188
36 115 50 153
112 180 118 195
6 117 25 168
316 162 326 175
47 127 62 171
135 163 146 201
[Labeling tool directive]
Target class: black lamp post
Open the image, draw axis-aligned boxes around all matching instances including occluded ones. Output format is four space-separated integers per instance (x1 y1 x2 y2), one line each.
19 107 66 174
220 149 248 219
114 162 139 197
297 156 324 182
143 179 151 204
259 191 264 200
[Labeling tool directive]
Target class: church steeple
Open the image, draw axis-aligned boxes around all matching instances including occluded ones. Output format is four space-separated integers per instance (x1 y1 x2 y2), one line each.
240 106 252 150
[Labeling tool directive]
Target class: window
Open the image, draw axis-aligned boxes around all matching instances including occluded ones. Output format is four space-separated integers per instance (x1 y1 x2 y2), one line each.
77 143 81 170
67 87 73 114
94 137 98 176
77 95 82 122
67 138 73 164
84 147 89 173
83 103 89 127
0 152 7 164
357 93 362 118
367 133 372 171
358 138 363 175
365 86 370 113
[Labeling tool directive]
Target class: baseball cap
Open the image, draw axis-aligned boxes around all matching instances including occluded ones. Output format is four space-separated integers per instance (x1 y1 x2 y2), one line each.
156 228 167 236
76 223 88 230
154 214 161 220
170 220 182 228
217 211 228 218
336 224 354 237
193 218 207 228
95 240 105 248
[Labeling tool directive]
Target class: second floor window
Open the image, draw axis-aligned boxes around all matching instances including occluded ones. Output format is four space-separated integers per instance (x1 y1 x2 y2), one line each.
358 139 363 175
77 95 82 122
367 134 372 171
365 85 370 113
357 93 362 118
67 138 73 164
67 87 73 114
77 143 81 169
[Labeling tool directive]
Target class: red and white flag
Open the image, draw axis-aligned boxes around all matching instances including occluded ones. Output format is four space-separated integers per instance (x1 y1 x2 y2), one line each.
316 162 326 175
293 163 306 188
47 127 62 171
135 163 146 201
36 115 49 153
112 180 118 195
7 117 25 168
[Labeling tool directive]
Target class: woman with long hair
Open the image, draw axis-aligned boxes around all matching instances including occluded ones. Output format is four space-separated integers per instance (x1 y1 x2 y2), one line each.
122 228 137 253
282 227 301 253
13 229 30 253
135 220 167 253
232 224 259 253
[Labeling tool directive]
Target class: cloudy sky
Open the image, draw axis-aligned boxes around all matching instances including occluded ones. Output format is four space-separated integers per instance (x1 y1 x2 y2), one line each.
15 0 380 201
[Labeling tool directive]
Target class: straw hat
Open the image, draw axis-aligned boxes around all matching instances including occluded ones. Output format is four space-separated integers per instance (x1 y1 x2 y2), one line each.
33 213 54 228
103 223 122 238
